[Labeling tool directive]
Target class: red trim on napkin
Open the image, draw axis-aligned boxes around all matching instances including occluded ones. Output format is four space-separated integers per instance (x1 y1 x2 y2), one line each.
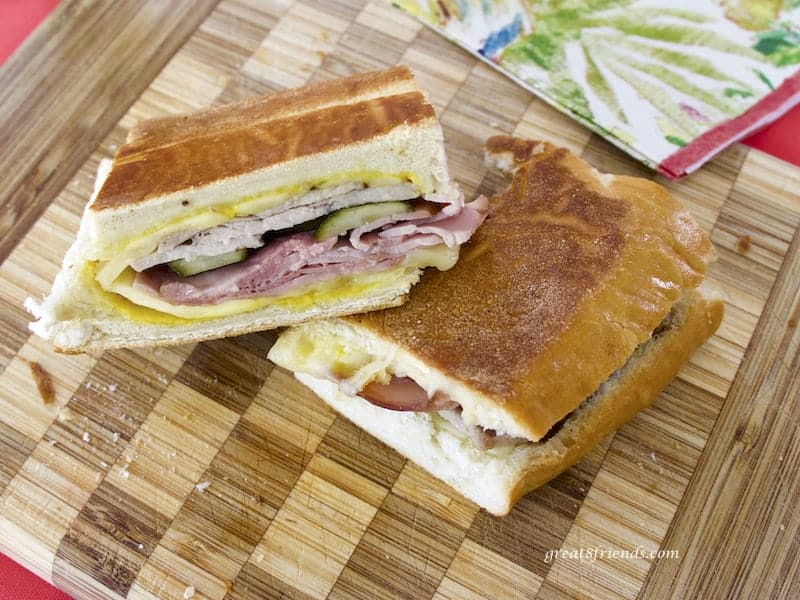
660 71 800 178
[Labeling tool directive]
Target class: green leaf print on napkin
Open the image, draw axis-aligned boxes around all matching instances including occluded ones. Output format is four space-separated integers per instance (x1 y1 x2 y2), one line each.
501 2 775 144
754 28 800 65
394 0 800 169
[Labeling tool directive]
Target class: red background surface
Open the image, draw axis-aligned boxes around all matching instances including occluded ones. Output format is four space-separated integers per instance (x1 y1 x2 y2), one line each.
0 554 70 600
743 107 800 166
0 0 63 65
0 2 798 599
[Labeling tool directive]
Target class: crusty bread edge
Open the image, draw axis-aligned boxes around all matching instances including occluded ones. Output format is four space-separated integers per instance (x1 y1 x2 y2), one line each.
504 288 723 511
477 136 716 440
83 118 453 255
285 289 723 515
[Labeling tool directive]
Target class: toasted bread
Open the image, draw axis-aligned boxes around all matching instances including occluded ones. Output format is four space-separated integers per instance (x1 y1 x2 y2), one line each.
292 289 722 515
28 67 469 352
327 137 714 440
269 135 723 515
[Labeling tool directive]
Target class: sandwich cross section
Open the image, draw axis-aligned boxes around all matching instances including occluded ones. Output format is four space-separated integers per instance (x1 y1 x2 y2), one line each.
269 136 723 515
28 67 485 352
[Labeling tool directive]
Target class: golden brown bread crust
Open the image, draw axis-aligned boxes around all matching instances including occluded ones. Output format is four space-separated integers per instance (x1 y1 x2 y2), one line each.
91 79 433 211
485 135 544 166
124 66 416 152
347 136 715 441
506 289 724 511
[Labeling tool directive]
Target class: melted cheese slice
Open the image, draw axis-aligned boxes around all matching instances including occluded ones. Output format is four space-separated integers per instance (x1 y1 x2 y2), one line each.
96 244 458 322
95 172 419 287
106 267 409 320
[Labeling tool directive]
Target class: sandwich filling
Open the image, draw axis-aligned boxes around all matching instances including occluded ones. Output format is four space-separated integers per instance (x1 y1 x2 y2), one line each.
271 308 677 451
94 179 487 319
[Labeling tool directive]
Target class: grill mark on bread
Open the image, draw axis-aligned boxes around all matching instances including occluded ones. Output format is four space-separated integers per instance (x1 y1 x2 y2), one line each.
124 66 416 151
91 91 434 211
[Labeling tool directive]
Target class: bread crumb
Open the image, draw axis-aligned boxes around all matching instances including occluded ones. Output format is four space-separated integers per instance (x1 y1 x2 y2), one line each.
107 383 117 393
28 361 56 404
112 432 120 443
736 234 751 253
195 481 211 493
183 586 195 599
28 360 56 404
82 432 91 443
650 451 657 463
121 468 130 480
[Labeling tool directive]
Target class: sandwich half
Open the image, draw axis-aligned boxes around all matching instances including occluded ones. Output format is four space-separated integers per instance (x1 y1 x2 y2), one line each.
28 66 485 352
268 136 723 516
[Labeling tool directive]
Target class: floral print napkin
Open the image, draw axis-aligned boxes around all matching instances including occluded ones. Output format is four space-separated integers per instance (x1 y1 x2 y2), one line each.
395 0 800 177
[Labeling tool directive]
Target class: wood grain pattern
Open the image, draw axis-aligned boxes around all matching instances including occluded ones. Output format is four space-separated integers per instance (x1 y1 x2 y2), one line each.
1 0 798 598
641 158 800 599
0 0 219 264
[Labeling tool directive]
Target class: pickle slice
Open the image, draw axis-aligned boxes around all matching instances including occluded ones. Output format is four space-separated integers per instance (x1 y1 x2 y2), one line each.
168 248 247 277
315 201 413 241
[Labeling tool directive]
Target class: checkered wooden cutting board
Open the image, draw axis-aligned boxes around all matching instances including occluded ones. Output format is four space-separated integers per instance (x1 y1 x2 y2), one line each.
1 1 798 598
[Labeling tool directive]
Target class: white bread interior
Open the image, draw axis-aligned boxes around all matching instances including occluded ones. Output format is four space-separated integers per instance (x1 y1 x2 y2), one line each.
27 155 459 352
272 289 723 515
28 135 454 353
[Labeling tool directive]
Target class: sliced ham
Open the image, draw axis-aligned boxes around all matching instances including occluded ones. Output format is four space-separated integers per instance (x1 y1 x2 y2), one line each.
133 194 487 306
350 196 488 251
357 378 522 450
134 232 401 305
358 377 459 412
